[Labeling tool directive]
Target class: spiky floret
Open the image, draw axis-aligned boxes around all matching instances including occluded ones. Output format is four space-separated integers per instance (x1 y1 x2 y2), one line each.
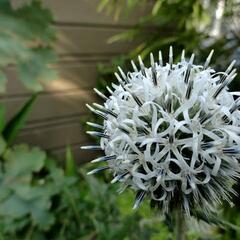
82 47 240 215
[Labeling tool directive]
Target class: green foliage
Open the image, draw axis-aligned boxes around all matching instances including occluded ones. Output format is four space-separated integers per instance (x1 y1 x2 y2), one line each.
0 145 52 233
0 60 41 240
0 142 238 240
0 93 37 164
79 171 154 240
99 0 211 59
0 90 38 195
0 145 160 240
3 94 37 146
98 0 148 21
97 0 240 94
96 0 211 96
0 0 57 92
0 145 75 239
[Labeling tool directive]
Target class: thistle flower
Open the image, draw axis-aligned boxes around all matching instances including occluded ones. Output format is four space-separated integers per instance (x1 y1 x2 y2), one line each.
82 47 240 216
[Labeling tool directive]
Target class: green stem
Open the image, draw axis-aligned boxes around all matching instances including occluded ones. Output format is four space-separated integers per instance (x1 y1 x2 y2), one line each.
63 187 81 225
25 224 34 240
175 208 186 240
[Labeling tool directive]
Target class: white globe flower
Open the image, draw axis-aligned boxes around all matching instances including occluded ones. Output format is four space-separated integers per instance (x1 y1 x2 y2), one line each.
82 47 240 215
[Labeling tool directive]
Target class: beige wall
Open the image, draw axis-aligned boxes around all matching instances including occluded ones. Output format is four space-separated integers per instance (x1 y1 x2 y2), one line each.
5 0 148 162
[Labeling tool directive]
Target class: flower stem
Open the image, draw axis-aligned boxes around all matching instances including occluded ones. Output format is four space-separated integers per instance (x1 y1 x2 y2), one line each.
175 208 186 240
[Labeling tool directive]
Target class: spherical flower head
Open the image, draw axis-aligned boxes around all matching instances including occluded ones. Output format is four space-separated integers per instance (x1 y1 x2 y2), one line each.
82 47 240 215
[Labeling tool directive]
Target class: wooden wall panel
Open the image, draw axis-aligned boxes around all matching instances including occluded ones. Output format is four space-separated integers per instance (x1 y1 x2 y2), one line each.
15 120 101 163
55 26 137 55
15 121 86 149
2 90 98 122
5 61 110 96
11 0 152 26
51 144 100 164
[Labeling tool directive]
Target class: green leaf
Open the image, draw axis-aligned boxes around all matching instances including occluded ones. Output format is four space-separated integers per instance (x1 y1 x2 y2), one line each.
65 145 76 176
3 144 46 178
3 94 37 145
15 0 56 43
0 135 6 155
97 0 110 13
0 14 35 44
107 28 139 43
152 0 162 16
0 1 57 92
0 145 60 232
0 190 54 230
17 47 57 91
0 31 31 66
192 210 240 231
31 207 55 230
0 195 30 219
0 0 12 13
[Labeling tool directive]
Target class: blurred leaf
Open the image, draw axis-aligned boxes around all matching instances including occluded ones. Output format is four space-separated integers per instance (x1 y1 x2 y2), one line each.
31 208 55 231
97 0 110 13
0 135 6 155
65 145 76 176
98 0 148 20
0 31 31 66
140 36 178 59
0 195 30 219
0 0 11 13
14 0 55 43
0 144 57 233
3 144 45 178
0 0 57 93
108 28 140 43
17 47 57 91
152 0 162 16
192 209 240 232
3 94 37 145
